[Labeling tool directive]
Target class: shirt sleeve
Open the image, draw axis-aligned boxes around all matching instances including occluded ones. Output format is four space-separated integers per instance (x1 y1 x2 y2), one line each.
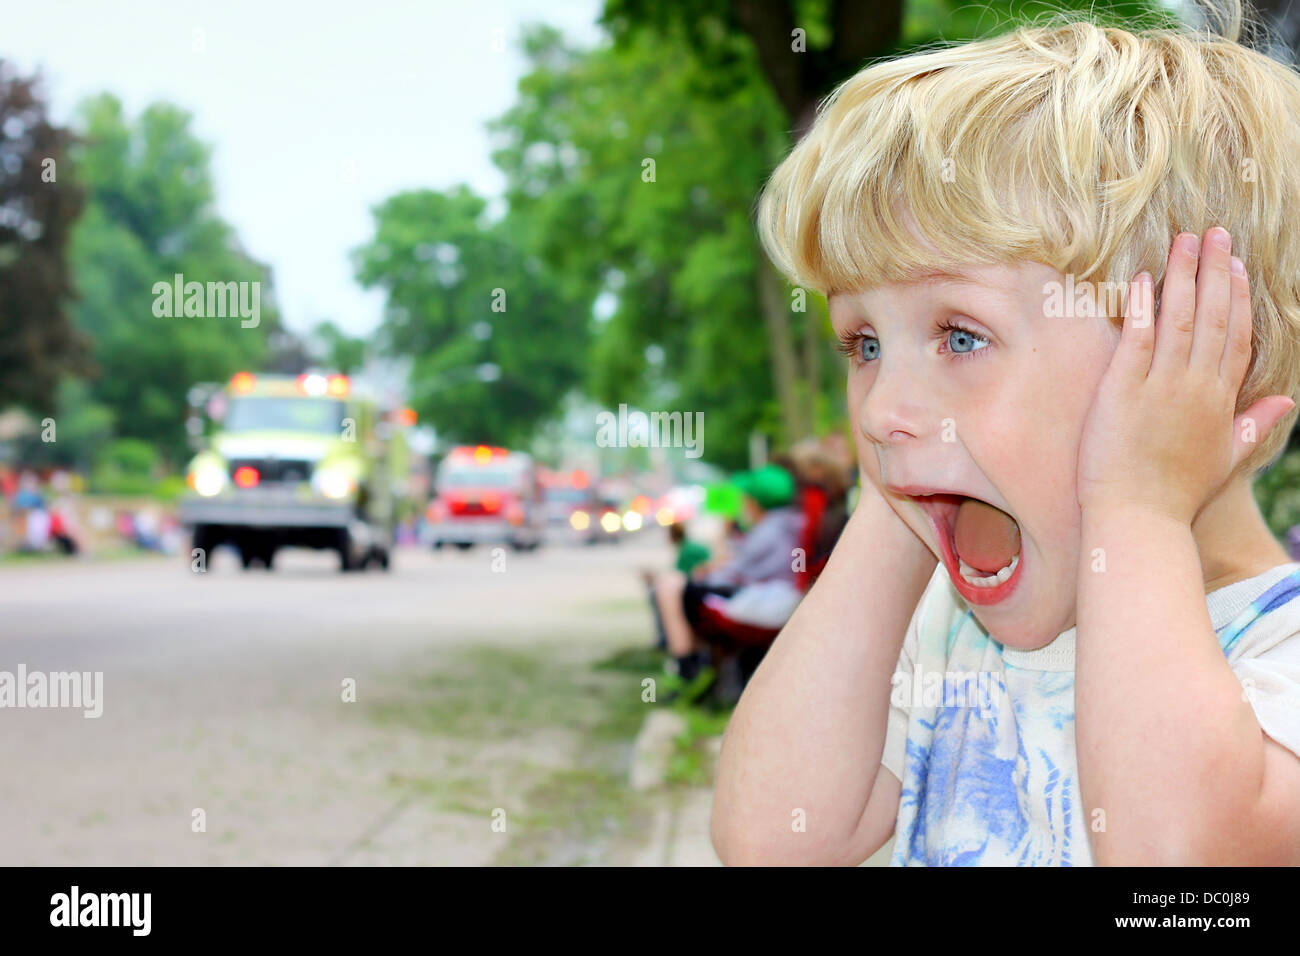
1232 633 1300 762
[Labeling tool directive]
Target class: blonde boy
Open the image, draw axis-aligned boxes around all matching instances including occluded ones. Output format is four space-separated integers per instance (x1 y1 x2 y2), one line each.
713 0 1300 865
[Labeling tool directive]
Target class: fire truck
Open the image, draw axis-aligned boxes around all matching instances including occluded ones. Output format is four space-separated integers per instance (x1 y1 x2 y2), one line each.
179 371 409 572
425 445 544 551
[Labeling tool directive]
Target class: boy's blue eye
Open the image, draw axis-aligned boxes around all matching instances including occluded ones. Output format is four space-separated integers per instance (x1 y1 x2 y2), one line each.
859 336 880 362
947 328 988 354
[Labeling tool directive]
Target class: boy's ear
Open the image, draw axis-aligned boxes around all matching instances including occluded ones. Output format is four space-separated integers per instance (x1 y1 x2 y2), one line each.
1231 395 1297 473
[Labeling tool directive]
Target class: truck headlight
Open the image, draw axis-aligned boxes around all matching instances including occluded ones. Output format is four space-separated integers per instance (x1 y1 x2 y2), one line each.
313 464 357 500
189 461 228 497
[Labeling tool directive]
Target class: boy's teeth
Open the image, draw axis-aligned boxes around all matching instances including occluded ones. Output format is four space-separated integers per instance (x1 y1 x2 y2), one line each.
957 553 1019 588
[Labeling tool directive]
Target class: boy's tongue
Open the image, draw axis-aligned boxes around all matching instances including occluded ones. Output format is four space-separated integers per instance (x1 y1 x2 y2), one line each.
952 498 1020 574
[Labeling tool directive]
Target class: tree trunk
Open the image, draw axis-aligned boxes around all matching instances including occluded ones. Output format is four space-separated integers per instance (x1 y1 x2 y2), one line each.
757 249 808 443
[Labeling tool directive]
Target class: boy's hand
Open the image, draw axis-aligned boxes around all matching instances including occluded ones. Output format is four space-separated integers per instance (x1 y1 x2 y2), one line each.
1077 228 1295 524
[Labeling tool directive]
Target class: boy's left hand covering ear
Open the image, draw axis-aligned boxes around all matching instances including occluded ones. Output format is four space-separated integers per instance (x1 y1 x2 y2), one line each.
1077 229 1296 522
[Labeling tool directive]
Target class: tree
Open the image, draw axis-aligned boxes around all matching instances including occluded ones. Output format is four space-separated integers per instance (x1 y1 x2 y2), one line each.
0 62 87 411
353 185 589 447
310 320 368 376
595 0 1177 446
490 25 795 466
69 94 280 466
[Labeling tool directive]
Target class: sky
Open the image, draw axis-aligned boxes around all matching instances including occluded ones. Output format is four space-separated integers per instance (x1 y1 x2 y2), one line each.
5 0 604 336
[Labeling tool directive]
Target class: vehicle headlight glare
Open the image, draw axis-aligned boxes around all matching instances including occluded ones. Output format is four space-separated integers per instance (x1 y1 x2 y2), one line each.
315 467 356 500
193 463 227 497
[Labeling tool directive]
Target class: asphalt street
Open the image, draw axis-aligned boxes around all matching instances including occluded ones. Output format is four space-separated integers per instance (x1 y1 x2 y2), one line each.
0 534 669 865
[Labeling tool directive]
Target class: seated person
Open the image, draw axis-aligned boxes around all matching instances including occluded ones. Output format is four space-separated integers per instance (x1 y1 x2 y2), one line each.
652 464 804 677
644 522 712 650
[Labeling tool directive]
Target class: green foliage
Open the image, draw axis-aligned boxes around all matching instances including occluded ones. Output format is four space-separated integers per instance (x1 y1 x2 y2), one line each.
68 94 280 467
90 437 158 494
353 185 589 447
0 62 88 410
10 377 115 471
585 0 1179 462
152 474 189 503
490 25 790 466
310 320 368 376
1254 448 1300 540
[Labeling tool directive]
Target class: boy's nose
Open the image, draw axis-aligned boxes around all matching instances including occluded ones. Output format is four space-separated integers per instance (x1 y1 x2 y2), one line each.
858 360 938 448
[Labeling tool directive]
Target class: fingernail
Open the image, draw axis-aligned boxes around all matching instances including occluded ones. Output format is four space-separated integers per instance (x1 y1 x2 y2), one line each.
1231 256 1246 276
1211 227 1231 250
1180 233 1200 258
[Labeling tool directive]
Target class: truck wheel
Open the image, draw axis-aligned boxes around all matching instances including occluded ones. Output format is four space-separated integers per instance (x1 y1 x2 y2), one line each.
338 531 362 572
239 540 274 570
192 527 218 571
454 542 474 551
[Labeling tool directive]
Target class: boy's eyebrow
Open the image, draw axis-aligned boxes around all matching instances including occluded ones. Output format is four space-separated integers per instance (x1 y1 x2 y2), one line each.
906 266 987 285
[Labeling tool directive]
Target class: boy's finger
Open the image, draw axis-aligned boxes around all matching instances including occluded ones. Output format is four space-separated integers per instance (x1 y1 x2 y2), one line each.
1111 273 1155 381
1189 228 1234 374
1149 232 1201 376
1220 256 1253 387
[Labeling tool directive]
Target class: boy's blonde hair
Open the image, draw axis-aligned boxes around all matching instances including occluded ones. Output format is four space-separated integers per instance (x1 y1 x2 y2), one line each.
758 0 1300 472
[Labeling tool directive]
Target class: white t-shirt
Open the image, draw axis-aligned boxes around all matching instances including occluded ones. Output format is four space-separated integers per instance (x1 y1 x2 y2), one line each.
881 561 1300 866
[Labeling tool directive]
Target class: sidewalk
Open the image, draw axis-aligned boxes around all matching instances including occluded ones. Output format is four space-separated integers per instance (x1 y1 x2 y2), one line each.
628 710 721 866
628 710 894 866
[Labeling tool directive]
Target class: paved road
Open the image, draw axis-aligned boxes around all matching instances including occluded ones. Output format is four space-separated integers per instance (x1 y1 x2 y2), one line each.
0 535 669 865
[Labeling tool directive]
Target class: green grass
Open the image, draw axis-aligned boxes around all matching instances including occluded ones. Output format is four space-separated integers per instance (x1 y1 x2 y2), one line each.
664 698 734 788
367 639 660 864
0 546 168 566
368 642 648 743
596 643 737 787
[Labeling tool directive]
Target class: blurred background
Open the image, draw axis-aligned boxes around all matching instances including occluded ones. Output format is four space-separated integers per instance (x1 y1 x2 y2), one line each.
4 0 1300 866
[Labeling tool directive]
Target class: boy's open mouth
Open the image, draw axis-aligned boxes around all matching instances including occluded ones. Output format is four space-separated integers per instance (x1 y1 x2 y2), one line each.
900 489 1024 606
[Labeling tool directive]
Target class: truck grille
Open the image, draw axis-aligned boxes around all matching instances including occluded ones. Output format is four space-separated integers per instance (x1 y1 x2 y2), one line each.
228 459 314 483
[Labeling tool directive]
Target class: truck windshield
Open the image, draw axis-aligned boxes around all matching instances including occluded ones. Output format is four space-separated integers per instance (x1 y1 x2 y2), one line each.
544 487 589 503
224 397 345 434
439 466 523 489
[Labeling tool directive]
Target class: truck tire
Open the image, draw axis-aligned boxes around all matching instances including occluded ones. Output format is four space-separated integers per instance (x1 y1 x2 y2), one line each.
338 531 362 572
238 538 274 570
192 526 218 569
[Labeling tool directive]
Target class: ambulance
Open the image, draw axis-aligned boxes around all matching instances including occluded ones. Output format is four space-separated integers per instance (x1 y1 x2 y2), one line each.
180 371 408 571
